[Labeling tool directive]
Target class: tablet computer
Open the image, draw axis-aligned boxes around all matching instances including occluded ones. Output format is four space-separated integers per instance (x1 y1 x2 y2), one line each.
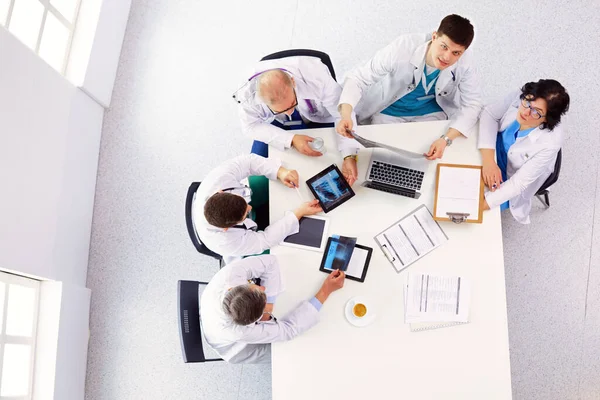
319 236 373 283
306 164 355 213
281 215 329 252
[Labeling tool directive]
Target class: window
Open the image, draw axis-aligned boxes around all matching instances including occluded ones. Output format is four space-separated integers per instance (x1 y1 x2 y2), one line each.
0 0 81 73
0 272 40 400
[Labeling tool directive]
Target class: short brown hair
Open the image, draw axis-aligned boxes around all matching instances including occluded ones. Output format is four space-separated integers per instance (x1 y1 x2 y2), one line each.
203 193 247 228
222 285 266 326
437 14 474 49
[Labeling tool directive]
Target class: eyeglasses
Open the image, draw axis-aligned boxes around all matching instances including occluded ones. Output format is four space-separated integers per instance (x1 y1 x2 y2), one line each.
521 99 545 120
268 89 298 116
221 186 253 203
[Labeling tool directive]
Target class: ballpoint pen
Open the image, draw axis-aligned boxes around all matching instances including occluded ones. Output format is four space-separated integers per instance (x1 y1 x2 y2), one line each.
291 182 303 202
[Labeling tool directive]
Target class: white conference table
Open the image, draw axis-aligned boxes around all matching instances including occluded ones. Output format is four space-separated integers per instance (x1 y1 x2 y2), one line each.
269 120 512 400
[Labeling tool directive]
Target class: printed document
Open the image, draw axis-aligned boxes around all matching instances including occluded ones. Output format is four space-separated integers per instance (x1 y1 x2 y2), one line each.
375 205 448 273
404 273 471 323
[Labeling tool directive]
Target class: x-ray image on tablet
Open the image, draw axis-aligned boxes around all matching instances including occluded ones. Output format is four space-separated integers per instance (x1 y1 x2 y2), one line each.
319 235 373 283
306 164 355 213
321 235 357 272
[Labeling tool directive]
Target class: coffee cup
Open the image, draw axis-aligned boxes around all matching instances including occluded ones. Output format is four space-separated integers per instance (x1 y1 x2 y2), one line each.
352 302 368 318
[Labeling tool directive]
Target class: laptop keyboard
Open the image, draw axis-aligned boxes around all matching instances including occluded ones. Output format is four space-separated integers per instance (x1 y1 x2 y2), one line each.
362 181 420 199
368 161 425 190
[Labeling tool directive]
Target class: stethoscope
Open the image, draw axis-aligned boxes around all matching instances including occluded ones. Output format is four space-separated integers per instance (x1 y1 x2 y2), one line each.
231 68 319 117
407 69 456 95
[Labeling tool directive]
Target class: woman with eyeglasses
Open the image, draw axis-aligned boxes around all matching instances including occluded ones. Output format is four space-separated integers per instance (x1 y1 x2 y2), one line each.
479 79 570 223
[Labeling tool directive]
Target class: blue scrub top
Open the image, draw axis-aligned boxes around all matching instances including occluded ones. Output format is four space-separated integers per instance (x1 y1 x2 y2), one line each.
381 68 443 117
495 120 535 211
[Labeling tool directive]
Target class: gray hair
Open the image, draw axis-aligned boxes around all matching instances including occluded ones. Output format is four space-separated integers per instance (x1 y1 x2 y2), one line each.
222 285 266 326
256 69 292 105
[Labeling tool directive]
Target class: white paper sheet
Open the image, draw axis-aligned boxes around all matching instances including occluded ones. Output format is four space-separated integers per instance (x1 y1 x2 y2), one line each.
375 205 448 273
404 273 471 323
345 247 369 279
436 166 481 220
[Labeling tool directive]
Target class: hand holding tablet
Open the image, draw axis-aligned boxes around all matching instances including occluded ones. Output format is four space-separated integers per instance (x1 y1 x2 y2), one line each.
306 164 355 213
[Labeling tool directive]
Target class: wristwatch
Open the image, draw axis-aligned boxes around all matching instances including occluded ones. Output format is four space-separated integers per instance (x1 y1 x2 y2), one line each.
344 155 358 162
440 134 453 146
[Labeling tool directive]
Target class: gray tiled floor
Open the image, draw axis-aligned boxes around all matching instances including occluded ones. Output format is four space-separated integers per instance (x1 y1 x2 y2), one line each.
85 1 600 399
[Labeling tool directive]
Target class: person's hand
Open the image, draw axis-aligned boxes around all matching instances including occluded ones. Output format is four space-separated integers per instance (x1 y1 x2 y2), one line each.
336 119 354 138
481 160 503 191
342 157 358 186
291 135 322 157
293 199 322 220
424 138 448 160
277 167 299 188
323 269 345 293
315 270 346 303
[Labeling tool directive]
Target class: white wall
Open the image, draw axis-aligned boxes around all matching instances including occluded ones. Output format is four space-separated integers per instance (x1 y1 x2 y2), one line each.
68 0 133 107
0 0 132 398
0 27 103 286
53 283 91 400
33 282 91 400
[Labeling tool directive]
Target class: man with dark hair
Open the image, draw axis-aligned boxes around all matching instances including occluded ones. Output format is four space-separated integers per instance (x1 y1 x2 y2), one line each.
336 14 483 185
201 254 345 363
193 154 322 261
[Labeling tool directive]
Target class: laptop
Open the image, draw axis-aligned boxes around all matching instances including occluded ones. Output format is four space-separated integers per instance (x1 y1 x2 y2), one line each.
362 148 428 199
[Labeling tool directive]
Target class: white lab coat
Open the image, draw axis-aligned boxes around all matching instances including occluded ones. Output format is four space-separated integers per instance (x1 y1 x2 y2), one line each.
478 91 564 224
338 33 483 157
200 255 320 364
237 56 356 152
192 154 299 261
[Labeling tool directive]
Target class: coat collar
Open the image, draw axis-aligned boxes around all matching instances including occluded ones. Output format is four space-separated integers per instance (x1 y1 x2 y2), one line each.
525 126 545 144
409 36 458 91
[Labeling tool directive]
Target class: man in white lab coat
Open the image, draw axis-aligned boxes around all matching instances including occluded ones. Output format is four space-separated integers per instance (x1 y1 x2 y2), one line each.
236 56 355 157
193 154 322 262
201 254 346 363
336 14 483 185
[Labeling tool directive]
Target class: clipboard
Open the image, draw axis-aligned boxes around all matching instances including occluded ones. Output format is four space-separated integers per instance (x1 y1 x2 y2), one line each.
433 163 484 224
374 205 448 273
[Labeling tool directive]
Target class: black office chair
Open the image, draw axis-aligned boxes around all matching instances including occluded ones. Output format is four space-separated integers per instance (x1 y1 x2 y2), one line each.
177 280 223 363
261 49 337 81
535 149 562 208
185 182 223 265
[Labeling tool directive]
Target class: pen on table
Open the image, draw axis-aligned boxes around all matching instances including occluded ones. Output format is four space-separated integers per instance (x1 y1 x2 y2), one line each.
291 182 303 201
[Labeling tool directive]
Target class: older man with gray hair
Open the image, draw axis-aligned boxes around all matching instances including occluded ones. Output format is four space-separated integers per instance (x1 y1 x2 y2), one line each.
236 55 354 157
200 254 345 363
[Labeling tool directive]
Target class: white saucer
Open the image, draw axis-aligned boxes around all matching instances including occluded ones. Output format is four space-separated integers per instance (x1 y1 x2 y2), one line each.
345 296 376 327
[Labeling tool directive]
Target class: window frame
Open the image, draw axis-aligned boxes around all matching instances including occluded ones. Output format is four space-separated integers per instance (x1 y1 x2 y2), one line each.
2 0 83 74
0 272 41 400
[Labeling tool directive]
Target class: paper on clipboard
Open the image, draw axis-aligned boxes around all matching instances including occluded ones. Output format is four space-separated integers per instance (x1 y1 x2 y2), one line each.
433 164 484 223
374 205 448 273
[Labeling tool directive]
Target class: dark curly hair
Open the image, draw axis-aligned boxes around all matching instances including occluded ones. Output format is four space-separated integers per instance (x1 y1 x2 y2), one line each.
520 79 570 131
